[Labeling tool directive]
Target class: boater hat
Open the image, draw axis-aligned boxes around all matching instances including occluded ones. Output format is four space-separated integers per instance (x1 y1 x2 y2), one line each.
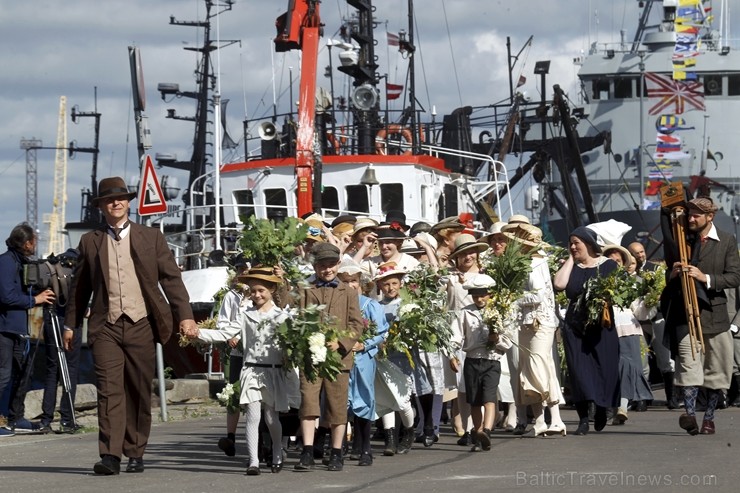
450 233 488 258
92 177 137 206
479 221 508 243
239 266 281 285
602 244 634 266
462 273 496 295
502 223 548 249
431 216 466 235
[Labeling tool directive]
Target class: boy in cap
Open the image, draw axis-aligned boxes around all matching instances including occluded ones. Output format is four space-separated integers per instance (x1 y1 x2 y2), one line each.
449 274 511 452
295 242 363 471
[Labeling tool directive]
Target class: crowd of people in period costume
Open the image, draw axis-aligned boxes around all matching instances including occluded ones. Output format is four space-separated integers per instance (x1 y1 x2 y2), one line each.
178 196 740 475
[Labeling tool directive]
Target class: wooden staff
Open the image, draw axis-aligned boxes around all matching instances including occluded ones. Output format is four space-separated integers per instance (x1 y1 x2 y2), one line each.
661 182 704 359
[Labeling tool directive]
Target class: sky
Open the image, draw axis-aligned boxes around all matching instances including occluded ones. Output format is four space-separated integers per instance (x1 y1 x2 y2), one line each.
0 0 645 255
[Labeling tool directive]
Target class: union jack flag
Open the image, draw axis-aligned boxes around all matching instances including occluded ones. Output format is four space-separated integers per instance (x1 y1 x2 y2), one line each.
645 73 705 115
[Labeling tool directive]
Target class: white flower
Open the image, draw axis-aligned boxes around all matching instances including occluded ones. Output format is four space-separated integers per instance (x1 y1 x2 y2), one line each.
217 383 234 404
308 332 327 364
398 303 420 317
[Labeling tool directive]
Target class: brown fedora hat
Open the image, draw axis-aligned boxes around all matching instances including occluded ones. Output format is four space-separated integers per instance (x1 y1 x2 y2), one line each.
92 177 137 206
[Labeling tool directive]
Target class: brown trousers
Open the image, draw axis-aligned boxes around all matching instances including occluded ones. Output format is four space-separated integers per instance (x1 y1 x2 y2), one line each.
91 316 155 459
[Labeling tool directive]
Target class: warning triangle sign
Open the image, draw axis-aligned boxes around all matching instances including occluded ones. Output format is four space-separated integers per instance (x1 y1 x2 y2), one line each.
138 155 168 215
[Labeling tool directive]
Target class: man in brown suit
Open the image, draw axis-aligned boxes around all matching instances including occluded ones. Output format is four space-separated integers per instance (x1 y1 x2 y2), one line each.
63 177 197 475
295 242 362 472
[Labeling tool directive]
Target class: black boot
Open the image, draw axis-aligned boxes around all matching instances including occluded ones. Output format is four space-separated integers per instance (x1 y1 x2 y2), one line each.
382 428 396 456
664 372 679 410
396 426 415 454
732 375 740 407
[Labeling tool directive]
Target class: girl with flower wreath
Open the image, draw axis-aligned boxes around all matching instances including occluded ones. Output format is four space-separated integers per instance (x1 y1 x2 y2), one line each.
374 261 418 456
187 267 300 475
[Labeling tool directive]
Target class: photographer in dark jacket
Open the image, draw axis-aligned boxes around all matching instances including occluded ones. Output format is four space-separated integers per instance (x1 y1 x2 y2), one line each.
0 223 56 436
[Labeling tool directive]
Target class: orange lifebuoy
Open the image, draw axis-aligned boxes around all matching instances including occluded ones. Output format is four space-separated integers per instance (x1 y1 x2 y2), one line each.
375 124 413 155
327 133 341 154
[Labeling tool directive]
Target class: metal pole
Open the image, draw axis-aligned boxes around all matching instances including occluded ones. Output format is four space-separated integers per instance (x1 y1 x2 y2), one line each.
638 51 645 207
156 342 168 422
507 36 514 104
214 92 222 252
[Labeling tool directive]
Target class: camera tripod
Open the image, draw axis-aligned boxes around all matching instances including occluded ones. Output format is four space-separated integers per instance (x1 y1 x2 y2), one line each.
44 305 77 428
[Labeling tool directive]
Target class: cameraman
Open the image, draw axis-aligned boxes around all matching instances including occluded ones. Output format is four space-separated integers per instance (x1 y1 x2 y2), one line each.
0 223 55 436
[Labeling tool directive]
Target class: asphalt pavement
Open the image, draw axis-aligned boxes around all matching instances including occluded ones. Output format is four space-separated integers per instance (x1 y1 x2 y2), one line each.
1 400 738 493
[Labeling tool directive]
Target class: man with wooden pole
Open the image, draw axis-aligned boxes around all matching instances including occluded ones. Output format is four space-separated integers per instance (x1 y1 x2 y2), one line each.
662 193 740 436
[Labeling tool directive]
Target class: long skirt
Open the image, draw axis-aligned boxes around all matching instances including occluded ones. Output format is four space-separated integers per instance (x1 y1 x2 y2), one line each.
562 322 620 408
349 350 378 420
618 335 654 402
518 323 564 406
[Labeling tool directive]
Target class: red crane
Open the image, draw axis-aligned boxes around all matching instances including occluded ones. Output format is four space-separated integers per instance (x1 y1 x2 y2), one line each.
274 0 322 217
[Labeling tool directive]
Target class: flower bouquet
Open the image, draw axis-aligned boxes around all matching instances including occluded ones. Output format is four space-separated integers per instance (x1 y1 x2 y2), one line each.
216 380 241 414
276 304 346 383
578 267 641 328
479 240 533 340
384 264 453 365
637 264 666 308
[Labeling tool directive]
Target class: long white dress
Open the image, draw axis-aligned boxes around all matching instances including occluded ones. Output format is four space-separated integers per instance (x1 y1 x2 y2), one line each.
517 256 564 406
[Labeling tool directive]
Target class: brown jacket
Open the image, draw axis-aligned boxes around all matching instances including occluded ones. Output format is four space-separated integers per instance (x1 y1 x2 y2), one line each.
301 280 362 370
65 222 193 345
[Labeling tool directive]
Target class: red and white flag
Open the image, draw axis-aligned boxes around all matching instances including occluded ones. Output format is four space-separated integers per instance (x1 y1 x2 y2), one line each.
516 75 526 88
387 32 399 46
645 72 705 115
386 82 404 100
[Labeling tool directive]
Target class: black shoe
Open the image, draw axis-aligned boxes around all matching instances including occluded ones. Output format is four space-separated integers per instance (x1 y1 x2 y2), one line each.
382 428 396 456
38 423 53 434
358 452 373 466
396 427 415 454
456 431 471 446
423 427 436 448
470 440 482 452
679 413 699 436
634 400 648 412
294 450 315 471
57 422 82 434
125 457 144 473
575 419 589 436
594 407 607 432
326 453 344 472
512 424 527 435
218 437 236 457
93 455 121 475
271 462 283 473
246 465 261 476
477 429 491 451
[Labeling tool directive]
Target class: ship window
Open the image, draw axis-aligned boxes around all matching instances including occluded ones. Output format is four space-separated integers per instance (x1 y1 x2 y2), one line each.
380 184 404 215
443 184 458 218
614 77 633 98
704 75 723 96
727 76 740 96
233 189 255 222
264 188 287 221
321 186 339 215
592 79 610 100
346 185 369 214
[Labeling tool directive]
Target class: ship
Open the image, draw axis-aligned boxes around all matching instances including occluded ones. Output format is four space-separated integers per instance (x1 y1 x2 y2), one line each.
541 0 740 251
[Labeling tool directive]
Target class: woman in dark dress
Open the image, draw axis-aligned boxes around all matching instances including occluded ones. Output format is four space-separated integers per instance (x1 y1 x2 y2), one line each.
553 226 620 435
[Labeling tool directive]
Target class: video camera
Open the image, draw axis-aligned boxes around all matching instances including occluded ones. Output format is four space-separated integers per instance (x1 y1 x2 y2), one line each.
22 248 79 306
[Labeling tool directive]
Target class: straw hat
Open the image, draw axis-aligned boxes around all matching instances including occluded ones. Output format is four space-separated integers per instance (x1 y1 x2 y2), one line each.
450 233 489 258
502 223 548 249
431 216 466 235
400 238 424 255
479 221 508 243
301 218 325 242
506 214 531 226
373 261 407 282
330 215 357 228
238 266 281 285
602 244 634 266
352 217 379 236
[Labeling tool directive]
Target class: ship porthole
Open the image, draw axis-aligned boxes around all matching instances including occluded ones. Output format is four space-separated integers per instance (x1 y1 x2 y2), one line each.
614 154 623 163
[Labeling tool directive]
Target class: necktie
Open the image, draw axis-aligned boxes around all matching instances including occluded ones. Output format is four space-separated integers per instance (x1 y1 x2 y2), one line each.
110 221 130 241
316 279 339 288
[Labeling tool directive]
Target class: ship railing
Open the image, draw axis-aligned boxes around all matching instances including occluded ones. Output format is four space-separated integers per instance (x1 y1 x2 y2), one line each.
420 144 514 221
